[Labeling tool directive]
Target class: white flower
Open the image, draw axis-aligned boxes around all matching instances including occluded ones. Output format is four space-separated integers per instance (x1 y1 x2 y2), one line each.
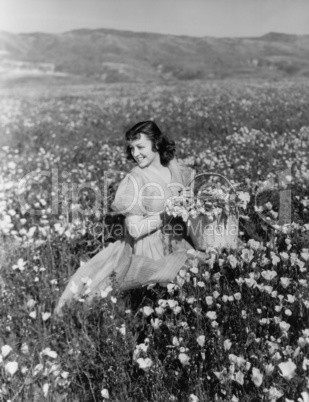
229 354 247 368
142 306 154 317
21 366 28 374
167 283 177 293
12 258 26 271
155 306 164 315
214 368 228 384
43 383 49 398
174 305 182 315
42 348 58 359
227 255 238 268
100 286 113 298
299 391 309 402
136 357 153 371
189 394 199 402
264 363 275 375
224 339 232 351
247 238 260 250
178 353 190 366
251 367 263 387
196 335 205 347
101 388 110 399
158 299 168 308
278 360 297 380
302 329 309 337
298 337 306 348
279 321 291 332
241 248 254 263
235 370 244 385
5 361 18 376
186 296 196 304
260 256 270 267
280 252 289 261
280 277 291 288
21 343 29 355
167 299 178 309
42 312 51 321
1 345 12 358
151 318 162 329
190 267 199 274
245 273 256 288
302 357 309 371
272 351 282 361
118 324 126 336
173 337 180 347
234 293 241 301
206 311 217 320
300 249 309 261
267 386 283 401
33 363 44 376
29 311 37 319
261 270 277 281
26 299 36 309
270 252 280 265
205 296 213 305
286 294 295 303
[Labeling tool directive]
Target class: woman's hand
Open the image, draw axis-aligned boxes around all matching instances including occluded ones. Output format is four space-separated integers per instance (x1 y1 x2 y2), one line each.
125 213 163 240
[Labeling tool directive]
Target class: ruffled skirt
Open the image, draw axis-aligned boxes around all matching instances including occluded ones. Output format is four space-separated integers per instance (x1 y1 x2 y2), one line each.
55 229 191 315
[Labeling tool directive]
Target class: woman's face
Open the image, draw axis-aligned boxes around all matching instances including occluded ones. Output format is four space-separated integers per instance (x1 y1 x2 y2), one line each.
129 133 159 168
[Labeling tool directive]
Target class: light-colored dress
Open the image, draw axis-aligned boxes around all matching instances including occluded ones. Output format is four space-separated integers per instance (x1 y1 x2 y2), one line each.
55 159 194 313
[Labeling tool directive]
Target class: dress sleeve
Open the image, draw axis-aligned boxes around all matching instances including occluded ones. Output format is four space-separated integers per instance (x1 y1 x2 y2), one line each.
111 172 145 216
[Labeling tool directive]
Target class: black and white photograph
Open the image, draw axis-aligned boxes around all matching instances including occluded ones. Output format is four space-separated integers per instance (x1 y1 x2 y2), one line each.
0 0 309 401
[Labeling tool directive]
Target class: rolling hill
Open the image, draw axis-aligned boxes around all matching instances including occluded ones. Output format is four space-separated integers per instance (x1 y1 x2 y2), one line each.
0 28 309 86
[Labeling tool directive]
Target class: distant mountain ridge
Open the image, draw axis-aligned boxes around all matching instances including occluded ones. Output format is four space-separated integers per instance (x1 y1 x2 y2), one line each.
0 28 309 85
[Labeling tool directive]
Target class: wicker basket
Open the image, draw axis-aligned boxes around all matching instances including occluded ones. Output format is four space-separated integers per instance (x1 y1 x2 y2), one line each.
186 173 239 251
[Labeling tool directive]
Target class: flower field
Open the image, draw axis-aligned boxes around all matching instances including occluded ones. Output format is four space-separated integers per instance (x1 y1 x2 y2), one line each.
0 79 309 401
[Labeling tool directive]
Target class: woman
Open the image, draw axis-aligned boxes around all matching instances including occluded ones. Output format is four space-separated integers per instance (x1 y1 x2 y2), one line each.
55 121 194 314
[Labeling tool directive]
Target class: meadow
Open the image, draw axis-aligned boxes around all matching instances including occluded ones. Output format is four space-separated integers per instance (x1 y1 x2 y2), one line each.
0 79 309 402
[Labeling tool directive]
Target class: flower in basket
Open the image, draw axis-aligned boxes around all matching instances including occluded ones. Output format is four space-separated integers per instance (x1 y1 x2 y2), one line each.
165 184 249 224
166 176 250 251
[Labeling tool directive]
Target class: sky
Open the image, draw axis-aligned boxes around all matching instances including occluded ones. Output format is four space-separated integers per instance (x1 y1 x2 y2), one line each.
1 0 309 38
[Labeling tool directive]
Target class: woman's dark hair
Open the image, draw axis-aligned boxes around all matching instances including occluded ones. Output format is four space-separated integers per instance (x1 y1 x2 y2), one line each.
125 121 175 166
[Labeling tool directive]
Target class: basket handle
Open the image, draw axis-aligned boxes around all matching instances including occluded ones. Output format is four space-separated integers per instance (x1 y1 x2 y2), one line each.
186 172 237 194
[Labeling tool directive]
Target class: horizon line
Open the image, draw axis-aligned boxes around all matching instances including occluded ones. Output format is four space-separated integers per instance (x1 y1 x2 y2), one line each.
1 27 308 40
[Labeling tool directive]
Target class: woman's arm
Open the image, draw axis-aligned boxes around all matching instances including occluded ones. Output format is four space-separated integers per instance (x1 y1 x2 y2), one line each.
125 213 165 240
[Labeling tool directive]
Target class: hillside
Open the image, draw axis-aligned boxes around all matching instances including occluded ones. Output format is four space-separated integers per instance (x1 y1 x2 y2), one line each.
0 29 309 86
